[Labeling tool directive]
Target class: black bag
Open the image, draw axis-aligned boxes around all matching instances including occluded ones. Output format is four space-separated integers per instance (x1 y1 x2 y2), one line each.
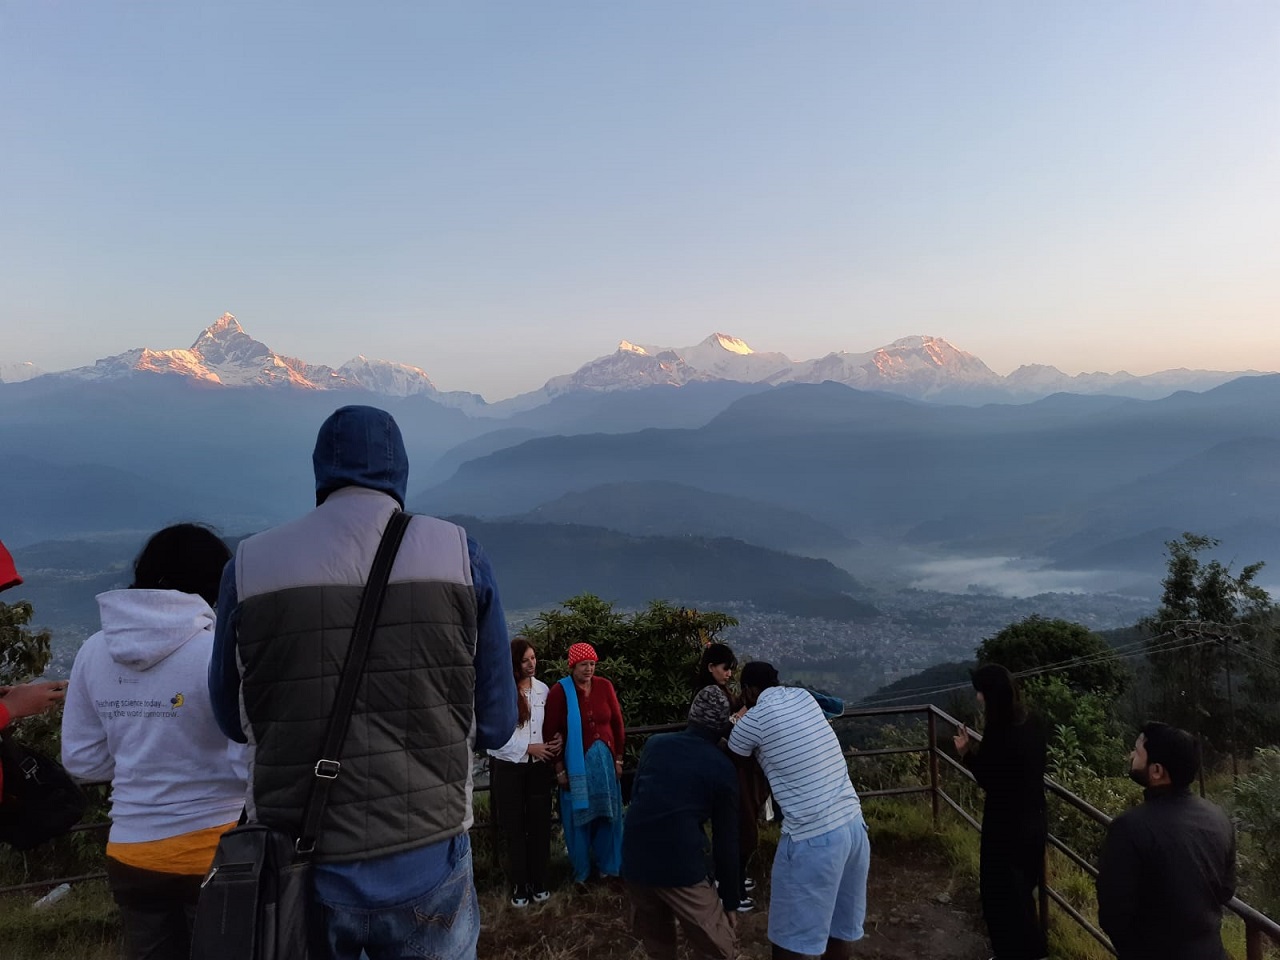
192 824 315 960
0 736 86 850
191 511 411 960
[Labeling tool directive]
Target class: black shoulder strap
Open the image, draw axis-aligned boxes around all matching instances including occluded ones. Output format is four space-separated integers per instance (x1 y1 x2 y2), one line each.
296 509 412 856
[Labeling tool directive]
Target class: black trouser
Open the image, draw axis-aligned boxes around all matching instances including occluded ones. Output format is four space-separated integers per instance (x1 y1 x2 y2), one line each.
736 756 770 896
490 757 553 892
106 857 204 960
979 823 1048 960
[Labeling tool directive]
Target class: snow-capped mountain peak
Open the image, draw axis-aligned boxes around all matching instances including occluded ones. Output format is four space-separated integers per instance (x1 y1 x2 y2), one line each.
703 332 754 356
0 361 44 383
335 356 437 397
618 340 650 356
197 312 244 341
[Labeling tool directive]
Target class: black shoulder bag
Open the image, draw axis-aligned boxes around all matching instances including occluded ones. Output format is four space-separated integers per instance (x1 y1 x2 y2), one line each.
0 736 86 850
192 510 412 960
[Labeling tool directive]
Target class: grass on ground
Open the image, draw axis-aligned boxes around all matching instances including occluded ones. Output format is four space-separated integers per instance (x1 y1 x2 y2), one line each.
2 796 1276 959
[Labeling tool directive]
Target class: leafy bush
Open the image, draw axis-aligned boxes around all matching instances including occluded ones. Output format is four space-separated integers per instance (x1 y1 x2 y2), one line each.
1231 747 1280 916
520 594 737 760
1045 723 1140 863
1024 675 1127 774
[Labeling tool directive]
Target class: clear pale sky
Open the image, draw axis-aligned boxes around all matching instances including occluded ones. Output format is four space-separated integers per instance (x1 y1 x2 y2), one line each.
2 2 1277 399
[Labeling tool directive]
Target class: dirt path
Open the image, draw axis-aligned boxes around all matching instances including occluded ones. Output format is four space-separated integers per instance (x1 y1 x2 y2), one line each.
855 847 989 960
478 842 990 960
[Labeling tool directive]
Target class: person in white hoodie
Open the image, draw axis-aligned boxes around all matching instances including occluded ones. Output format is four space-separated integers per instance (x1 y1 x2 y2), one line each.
62 524 247 960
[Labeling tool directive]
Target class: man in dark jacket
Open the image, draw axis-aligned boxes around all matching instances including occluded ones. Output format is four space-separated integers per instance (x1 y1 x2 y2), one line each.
622 686 739 960
209 405 517 960
1097 722 1236 960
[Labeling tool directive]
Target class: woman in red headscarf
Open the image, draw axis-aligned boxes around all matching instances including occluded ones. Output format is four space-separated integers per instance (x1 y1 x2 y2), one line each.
542 642 626 883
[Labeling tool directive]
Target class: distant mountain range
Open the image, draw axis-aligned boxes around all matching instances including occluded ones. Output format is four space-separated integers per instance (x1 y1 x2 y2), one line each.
5 313 1268 406
41 314 488 411
413 376 1280 575
515 481 857 553
10 520 879 650
0 361 43 383
3 313 1278 597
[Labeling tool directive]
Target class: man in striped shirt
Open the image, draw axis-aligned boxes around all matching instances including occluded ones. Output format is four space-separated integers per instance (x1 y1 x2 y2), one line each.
728 662 869 960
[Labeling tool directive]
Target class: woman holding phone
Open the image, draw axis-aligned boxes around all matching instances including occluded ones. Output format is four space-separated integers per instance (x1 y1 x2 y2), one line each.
952 664 1048 960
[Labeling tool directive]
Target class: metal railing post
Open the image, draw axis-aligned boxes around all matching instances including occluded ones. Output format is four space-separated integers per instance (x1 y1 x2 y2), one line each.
926 708 940 825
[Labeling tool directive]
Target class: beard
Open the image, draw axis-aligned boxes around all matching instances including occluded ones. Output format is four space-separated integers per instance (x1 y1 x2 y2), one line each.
1128 765 1151 788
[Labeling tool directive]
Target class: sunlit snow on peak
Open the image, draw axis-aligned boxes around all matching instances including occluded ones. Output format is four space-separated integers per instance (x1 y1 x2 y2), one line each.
706 333 754 355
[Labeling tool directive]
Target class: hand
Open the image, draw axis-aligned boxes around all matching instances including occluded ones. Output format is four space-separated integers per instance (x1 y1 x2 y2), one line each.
527 742 555 761
953 725 971 756
1 680 67 720
544 733 563 759
614 758 623 781
731 706 747 723
555 768 568 789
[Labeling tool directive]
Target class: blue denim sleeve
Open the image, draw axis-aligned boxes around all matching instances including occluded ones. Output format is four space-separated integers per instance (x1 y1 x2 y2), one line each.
469 537 517 751
209 558 248 743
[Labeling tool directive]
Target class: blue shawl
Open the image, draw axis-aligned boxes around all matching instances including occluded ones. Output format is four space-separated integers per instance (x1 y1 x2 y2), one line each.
559 676 590 812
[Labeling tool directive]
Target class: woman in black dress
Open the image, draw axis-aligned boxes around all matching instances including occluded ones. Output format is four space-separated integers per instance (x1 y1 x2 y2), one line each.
952 664 1049 960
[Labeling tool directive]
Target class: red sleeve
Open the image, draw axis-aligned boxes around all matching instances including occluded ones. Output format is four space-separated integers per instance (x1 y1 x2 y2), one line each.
543 681 567 750
605 679 625 758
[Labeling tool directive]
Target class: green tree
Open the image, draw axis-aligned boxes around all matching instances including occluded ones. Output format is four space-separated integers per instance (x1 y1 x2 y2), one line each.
1022 674 1125 772
521 594 737 736
975 616 1129 785
1140 533 1274 749
0 598 62 762
976 615 1127 697
0 599 53 687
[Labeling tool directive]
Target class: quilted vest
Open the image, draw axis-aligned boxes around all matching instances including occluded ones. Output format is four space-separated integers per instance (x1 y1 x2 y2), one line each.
234 487 477 862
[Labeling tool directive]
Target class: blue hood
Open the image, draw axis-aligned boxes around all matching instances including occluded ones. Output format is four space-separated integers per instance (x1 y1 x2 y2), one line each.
313 405 408 508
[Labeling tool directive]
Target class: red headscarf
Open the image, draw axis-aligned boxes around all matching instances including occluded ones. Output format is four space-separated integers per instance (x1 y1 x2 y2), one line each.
567 643 598 667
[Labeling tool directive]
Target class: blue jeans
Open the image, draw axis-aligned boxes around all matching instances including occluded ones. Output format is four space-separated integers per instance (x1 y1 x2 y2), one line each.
315 836 479 960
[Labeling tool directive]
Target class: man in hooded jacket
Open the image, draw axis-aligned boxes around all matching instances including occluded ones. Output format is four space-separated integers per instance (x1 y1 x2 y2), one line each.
209 405 517 960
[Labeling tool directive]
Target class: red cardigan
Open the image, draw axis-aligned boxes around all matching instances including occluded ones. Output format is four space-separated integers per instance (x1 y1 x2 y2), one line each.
0 701 9 796
543 676 625 762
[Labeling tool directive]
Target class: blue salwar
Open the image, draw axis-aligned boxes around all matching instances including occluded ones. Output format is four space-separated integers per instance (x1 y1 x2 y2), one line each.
559 741 623 881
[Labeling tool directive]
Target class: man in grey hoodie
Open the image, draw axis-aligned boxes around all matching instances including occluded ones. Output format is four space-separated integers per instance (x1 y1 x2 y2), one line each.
209 405 517 960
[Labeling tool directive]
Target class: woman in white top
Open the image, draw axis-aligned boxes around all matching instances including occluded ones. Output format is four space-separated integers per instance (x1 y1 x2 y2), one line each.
487 637 562 907
61 523 248 960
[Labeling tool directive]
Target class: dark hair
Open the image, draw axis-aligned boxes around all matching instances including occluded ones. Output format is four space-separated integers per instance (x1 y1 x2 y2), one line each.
511 637 534 727
971 663 1026 731
131 524 231 608
695 643 737 691
1140 721 1199 788
740 661 779 693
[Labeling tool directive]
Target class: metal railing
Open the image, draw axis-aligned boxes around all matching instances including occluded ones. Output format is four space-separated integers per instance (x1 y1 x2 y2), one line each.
5 702 1280 959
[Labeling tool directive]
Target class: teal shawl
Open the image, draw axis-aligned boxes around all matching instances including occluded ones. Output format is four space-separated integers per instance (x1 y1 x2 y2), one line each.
559 676 590 812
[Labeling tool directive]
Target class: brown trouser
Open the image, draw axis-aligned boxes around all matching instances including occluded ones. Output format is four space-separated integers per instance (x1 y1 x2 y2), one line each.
627 881 736 960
